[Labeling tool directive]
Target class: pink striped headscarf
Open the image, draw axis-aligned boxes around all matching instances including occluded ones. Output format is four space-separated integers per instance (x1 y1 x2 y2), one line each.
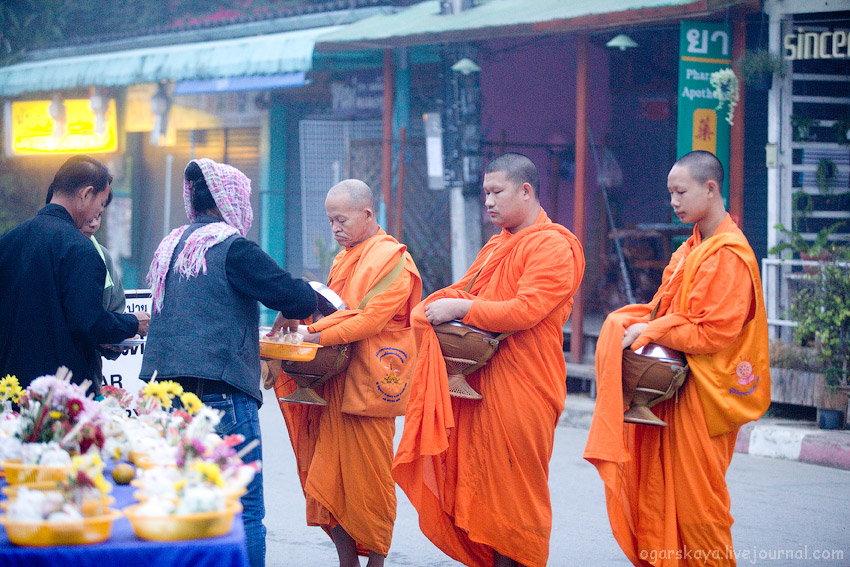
147 158 253 312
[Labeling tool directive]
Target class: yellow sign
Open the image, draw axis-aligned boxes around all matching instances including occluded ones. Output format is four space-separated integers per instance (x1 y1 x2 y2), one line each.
692 108 717 154
7 99 118 155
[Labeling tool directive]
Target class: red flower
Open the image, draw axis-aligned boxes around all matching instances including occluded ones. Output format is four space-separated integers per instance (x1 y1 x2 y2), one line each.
75 469 95 490
66 398 84 419
173 410 192 423
78 423 105 454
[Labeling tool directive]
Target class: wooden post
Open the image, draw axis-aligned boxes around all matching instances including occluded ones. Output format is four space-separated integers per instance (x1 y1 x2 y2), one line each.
395 127 407 239
570 35 589 364
382 49 395 230
730 13 746 228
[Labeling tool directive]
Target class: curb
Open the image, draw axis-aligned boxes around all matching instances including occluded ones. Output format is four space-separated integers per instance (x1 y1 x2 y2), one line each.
561 396 850 471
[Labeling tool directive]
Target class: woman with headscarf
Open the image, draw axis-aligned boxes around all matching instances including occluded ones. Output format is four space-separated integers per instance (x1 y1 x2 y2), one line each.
140 158 316 567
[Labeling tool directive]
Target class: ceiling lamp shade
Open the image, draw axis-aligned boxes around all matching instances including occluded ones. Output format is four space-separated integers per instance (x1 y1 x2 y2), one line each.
451 57 481 75
606 34 638 51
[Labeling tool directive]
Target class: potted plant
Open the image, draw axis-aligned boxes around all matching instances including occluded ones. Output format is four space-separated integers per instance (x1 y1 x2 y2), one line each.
816 158 839 194
734 49 786 90
791 115 817 142
832 117 850 145
788 245 850 428
769 220 848 262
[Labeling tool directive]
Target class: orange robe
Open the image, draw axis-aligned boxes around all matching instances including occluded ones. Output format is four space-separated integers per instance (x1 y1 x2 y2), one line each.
393 209 585 567
583 215 771 567
274 230 422 556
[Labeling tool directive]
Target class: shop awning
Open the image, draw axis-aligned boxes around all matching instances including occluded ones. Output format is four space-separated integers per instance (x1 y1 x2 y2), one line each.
173 72 307 95
0 25 342 97
315 0 736 49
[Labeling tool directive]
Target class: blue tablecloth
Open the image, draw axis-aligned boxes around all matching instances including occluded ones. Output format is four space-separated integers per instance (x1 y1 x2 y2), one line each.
0 476 250 567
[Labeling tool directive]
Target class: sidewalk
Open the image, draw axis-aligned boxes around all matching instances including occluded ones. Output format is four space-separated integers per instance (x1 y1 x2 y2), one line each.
561 394 850 471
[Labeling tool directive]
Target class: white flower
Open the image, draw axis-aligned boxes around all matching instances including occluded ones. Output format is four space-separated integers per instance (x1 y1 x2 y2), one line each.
46 504 84 523
183 406 222 441
0 435 22 462
135 497 177 517
174 484 225 515
20 441 71 465
709 67 740 126
8 487 64 521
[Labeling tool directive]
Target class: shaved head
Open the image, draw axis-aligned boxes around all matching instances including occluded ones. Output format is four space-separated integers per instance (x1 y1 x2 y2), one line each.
328 179 375 210
485 153 539 198
325 179 379 248
674 150 724 187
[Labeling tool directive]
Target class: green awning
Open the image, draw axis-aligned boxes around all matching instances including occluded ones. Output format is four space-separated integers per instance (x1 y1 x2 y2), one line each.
316 0 723 49
0 25 342 97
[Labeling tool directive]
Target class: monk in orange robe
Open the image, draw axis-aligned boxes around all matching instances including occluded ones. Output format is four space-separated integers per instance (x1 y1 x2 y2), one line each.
393 153 585 567
270 179 422 567
584 150 771 567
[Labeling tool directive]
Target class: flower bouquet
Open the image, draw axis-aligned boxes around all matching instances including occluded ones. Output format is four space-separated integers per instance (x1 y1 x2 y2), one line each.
131 402 258 502
0 375 24 471
0 452 120 546
2 368 108 483
123 382 257 541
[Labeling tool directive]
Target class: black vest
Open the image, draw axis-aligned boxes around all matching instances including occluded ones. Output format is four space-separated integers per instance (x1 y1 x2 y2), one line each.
140 223 261 402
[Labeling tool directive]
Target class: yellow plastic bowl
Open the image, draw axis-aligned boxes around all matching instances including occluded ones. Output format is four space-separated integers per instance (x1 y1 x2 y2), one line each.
133 457 177 471
123 499 242 541
133 486 245 502
128 451 150 466
259 341 320 361
0 509 121 546
2 459 72 485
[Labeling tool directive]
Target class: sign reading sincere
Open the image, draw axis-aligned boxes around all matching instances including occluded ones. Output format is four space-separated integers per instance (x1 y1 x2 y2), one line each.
784 28 850 60
677 21 732 204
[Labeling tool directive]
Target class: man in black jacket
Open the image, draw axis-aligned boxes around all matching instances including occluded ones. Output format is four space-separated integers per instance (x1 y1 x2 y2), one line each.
0 155 149 393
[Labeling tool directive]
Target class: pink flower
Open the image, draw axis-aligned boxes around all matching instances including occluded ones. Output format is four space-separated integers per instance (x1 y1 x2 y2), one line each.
222 434 244 447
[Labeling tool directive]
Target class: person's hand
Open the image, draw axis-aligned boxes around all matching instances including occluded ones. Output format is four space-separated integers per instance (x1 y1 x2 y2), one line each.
622 322 649 349
135 311 151 337
302 332 320 344
425 298 472 326
261 359 282 390
270 312 301 336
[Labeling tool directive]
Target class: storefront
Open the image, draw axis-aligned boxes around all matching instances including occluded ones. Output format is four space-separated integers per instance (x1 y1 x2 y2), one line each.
0 21 348 290
762 2 850 337
315 0 758 363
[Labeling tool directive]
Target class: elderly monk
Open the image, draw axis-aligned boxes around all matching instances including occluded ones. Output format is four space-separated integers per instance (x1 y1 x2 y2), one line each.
584 150 771 567
270 179 422 567
393 153 585 567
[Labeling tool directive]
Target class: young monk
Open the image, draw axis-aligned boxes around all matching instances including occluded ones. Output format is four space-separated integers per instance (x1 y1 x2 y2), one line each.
270 179 422 567
584 150 771 566
393 153 585 567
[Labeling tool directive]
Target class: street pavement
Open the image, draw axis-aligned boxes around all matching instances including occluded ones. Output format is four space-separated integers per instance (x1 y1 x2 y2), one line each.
259 388 850 567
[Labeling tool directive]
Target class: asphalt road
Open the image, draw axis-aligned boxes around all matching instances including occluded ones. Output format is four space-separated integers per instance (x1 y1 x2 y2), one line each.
259 388 850 567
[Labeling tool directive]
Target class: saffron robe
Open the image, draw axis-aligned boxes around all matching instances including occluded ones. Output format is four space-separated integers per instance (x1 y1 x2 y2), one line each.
583 215 771 567
275 230 422 556
393 209 585 567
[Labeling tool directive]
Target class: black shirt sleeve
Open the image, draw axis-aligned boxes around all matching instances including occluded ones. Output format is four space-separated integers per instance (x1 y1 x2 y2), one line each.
225 238 316 319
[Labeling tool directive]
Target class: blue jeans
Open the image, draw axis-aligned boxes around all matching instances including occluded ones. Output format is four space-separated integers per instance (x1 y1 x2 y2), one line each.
203 391 266 567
